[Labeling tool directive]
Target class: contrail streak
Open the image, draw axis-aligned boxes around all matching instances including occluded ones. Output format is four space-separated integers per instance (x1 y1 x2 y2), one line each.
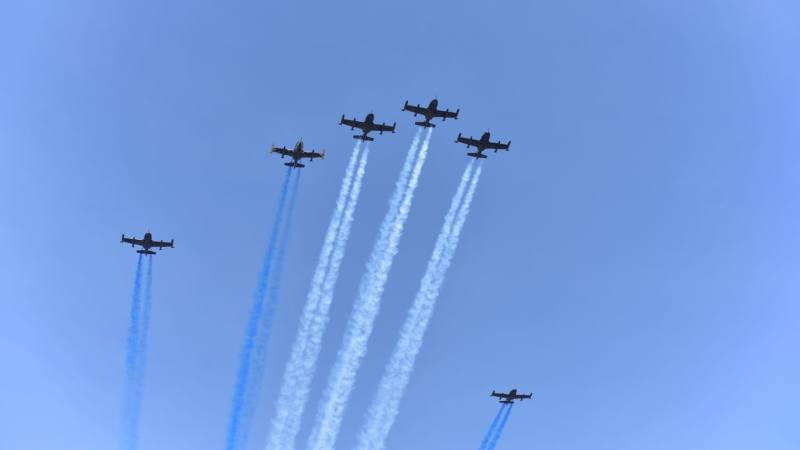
478 405 508 450
266 141 370 450
122 254 144 450
486 404 513 450
226 167 294 450
356 161 481 450
308 128 432 450
236 169 303 450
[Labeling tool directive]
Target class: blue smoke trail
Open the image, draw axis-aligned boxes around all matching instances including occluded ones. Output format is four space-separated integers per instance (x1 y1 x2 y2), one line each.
225 167 294 450
309 129 431 450
235 168 303 450
128 255 154 449
486 404 513 450
122 254 143 450
357 160 476 450
478 404 507 450
267 142 369 450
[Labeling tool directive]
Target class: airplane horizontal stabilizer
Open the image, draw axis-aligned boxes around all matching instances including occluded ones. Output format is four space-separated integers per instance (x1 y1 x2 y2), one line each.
415 121 436 128
467 152 487 159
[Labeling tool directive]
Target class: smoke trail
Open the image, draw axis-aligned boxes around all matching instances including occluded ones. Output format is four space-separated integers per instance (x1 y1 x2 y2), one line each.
478 405 507 450
121 254 144 450
356 161 478 450
266 142 370 450
486 404 513 450
308 128 432 450
127 255 155 449
236 169 303 450
225 167 294 450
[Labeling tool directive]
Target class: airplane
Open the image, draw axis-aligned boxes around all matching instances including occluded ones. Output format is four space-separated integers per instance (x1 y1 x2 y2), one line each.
402 98 459 128
339 112 396 141
455 131 511 159
271 140 325 168
490 388 532 404
121 232 174 255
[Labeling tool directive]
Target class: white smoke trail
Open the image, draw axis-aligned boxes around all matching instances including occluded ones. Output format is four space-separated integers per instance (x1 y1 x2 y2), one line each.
265 142 370 450
356 161 480 450
308 129 433 450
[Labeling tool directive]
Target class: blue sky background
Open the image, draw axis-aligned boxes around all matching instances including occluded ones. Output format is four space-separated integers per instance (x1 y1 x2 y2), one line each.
1 1 799 449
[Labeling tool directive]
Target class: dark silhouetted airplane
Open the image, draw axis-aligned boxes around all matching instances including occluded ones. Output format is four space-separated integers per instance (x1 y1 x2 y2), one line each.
402 98 459 128
121 232 174 255
455 131 511 159
490 388 532 404
339 113 396 141
271 140 325 168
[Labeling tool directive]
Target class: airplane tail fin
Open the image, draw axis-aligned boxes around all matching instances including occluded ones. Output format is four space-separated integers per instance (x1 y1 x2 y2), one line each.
415 121 435 128
285 162 305 168
121 234 125 243
468 152 487 159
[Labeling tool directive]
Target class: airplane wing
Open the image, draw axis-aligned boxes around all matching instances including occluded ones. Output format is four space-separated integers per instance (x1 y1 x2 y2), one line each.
403 103 427 115
486 140 510 151
340 117 366 130
121 236 145 247
271 146 293 157
152 239 173 248
302 150 325 160
456 135 482 147
434 108 459 119
373 122 396 133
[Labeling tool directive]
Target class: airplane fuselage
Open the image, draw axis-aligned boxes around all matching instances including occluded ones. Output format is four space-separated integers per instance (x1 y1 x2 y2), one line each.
466 132 492 157
359 113 376 138
291 141 304 162
141 233 154 250
420 99 438 122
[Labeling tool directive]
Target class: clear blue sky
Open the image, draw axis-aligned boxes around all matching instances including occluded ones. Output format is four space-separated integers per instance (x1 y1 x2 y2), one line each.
1 1 798 449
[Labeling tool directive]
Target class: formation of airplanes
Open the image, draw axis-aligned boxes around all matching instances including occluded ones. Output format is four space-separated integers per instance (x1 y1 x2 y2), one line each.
120 98 530 411
270 98 511 168
121 99 511 255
